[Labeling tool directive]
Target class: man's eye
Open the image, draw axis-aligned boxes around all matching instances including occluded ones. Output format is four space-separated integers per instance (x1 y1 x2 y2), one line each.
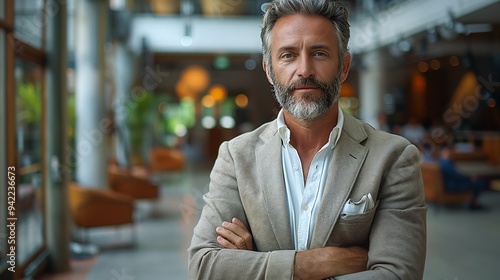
314 52 327 57
281 53 294 59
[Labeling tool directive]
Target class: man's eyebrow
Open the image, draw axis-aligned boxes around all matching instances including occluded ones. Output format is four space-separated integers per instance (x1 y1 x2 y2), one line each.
276 44 332 53
276 46 298 53
309 44 332 51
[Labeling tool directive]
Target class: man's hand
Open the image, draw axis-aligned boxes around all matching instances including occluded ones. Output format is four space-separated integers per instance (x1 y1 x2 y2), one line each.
294 246 368 280
216 218 254 251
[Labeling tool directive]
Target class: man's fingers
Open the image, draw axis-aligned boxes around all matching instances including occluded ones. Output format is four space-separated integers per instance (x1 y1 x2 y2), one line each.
222 218 253 250
222 221 253 250
216 226 247 249
232 218 249 231
222 221 249 240
216 236 237 249
214 218 254 250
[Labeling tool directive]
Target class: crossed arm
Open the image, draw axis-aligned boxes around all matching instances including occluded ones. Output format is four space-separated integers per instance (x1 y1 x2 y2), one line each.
188 141 426 280
216 217 368 280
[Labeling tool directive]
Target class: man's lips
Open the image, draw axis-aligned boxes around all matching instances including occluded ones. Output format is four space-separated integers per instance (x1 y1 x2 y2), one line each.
294 86 320 91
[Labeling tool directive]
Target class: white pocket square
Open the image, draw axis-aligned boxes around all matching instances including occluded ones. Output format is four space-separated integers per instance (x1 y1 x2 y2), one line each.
342 193 375 215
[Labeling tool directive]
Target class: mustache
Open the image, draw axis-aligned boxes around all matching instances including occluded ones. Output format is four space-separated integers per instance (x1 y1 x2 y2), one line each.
288 78 330 92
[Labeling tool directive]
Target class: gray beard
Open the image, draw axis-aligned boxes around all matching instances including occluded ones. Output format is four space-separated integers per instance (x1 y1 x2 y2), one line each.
270 68 341 121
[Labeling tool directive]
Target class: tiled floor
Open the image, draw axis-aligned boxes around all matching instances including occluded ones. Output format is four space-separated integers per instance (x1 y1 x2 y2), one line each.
39 257 97 280
66 167 208 280
39 166 500 280
424 193 500 280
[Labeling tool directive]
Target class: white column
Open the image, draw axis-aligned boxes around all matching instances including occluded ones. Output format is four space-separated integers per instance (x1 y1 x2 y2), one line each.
75 0 108 188
109 6 137 167
358 49 384 128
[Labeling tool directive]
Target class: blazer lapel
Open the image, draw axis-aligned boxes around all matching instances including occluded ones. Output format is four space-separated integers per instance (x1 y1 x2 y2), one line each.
310 112 369 248
256 121 294 250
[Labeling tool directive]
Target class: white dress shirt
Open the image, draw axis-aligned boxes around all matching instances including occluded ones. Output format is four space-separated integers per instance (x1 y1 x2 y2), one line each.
277 108 344 251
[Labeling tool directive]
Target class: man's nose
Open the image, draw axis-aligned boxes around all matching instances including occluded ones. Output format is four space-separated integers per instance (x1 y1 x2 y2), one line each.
296 55 315 78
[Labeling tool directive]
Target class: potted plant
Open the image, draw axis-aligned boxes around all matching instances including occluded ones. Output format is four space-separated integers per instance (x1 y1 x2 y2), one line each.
125 91 155 165
17 82 43 168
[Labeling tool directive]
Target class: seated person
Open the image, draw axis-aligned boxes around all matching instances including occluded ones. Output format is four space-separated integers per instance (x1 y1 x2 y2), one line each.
438 146 488 210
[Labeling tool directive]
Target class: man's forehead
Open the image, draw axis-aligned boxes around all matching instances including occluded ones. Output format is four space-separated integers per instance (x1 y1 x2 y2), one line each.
271 14 338 47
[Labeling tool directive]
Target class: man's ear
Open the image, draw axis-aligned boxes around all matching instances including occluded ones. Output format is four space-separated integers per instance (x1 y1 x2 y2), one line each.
262 59 274 85
340 52 352 83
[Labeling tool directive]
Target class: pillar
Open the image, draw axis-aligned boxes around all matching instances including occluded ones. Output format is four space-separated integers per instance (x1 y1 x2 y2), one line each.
111 7 136 167
75 0 108 188
44 0 70 272
359 49 384 128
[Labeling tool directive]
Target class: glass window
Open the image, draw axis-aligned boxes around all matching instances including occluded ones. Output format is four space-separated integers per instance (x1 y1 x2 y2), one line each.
14 0 44 48
0 0 4 19
15 59 45 266
0 29 7 272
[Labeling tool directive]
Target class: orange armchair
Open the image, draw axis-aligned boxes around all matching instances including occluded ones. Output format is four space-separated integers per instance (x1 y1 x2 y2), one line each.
108 168 159 200
421 162 473 206
69 182 135 228
149 147 186 172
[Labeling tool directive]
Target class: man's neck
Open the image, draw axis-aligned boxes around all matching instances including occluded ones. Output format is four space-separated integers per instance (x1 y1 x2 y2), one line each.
284 104 339 152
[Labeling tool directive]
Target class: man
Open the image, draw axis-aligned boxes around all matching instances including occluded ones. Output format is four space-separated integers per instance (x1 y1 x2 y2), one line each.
188 0 427 279
438 145 487 210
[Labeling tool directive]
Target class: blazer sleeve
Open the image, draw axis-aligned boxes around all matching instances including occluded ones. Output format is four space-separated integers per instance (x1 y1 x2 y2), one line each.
188 141 296 280
335 144 427 280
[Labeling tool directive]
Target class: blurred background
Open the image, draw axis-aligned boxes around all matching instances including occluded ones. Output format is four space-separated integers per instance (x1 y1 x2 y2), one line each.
1 0 500 279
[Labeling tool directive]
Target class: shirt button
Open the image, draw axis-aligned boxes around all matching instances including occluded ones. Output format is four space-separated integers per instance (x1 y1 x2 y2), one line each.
303 204 309 211
294 165 299 171
300 245 306 250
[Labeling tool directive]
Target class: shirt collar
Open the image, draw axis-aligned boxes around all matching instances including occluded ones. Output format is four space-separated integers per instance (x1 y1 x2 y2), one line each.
277 107 344 149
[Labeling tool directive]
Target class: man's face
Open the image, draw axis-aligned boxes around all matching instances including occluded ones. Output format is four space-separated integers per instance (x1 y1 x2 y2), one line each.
265 14 350 121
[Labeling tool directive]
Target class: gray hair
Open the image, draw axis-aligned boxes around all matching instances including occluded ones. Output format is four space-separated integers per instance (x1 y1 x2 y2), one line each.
261 0 350 71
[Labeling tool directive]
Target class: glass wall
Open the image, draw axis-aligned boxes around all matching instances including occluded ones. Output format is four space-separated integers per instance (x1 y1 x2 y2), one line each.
15 59 45 266
1 0 9 276
14 0 44 48
0 27 7 275
1 0 48 277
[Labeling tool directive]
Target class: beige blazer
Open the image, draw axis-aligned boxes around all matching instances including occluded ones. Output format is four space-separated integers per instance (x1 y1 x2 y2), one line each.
188 111 427 280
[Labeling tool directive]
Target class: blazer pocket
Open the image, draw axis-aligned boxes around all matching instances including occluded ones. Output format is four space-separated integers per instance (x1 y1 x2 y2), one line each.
327 201 379 247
